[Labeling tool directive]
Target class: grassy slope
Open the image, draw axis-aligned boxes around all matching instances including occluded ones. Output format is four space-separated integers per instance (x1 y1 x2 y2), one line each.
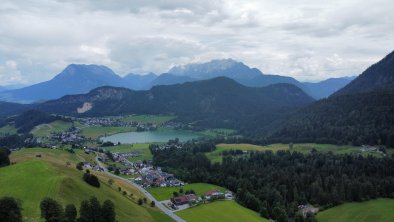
0 148 172 222
0 124 17 135
31 120 74 138
207 143 382 163
104 144 152 161
317 199 394 222
176 201 268 222
147 183 226 201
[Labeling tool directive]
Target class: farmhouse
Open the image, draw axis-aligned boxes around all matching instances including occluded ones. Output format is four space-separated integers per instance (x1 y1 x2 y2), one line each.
205 190 225 200
171 194 197 206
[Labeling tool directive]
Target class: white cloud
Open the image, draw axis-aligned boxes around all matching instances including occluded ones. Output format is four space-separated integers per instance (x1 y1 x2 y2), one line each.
0 0 393 85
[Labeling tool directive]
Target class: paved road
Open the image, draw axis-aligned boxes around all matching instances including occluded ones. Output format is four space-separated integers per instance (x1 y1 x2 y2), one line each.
95 155 186 222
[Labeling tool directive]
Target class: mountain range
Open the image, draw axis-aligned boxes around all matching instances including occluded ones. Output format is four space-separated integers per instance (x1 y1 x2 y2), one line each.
0 77 314 131
270 50 394 147
1 50 394 148
0 59 353 103
0 64 126 103
302 76 356 99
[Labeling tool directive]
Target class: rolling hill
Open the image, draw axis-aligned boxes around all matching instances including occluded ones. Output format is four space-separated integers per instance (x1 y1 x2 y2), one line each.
0 148 172 222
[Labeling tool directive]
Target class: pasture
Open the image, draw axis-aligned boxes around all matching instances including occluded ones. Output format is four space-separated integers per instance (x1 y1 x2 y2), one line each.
104 143 153 161
0 148 172 222
316 198 394 222
31 120 74 138
147 183 226 201
207 143 383 163
175 201 268 222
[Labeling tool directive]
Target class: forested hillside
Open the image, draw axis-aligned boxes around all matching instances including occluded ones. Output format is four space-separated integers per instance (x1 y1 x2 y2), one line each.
269 51 394 147
270 90 394 146
37 77 314 130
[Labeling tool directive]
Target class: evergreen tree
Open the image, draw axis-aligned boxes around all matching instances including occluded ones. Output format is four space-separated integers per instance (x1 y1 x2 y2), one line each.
89 197 102 222
40 197 64 222
101 200 116 222
0 196 22 222
64 204 77 222
0 148 10 167
78 200 91 222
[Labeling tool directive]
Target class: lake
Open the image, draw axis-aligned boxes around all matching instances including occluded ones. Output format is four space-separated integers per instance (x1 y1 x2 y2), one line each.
100 130 200 144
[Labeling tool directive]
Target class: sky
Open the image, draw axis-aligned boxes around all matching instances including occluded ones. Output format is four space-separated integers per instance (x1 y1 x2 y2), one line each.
0 0 393 85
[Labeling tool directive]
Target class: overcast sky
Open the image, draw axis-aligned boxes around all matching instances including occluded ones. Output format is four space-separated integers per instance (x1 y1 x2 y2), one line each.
0 0 393 85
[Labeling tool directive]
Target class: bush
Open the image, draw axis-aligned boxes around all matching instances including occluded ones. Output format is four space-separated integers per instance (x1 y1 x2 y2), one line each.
83 173 100 188
0 148 10 167
76 162 83 170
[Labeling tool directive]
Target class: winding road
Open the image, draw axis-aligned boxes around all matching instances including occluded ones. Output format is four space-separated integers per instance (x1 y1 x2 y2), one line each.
95 155 186 222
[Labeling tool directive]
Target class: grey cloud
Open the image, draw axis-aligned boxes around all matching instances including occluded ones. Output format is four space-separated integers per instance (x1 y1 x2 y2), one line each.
0 0 394 84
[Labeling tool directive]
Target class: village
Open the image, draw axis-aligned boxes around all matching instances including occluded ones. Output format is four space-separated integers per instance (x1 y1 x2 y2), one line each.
96 146 235 213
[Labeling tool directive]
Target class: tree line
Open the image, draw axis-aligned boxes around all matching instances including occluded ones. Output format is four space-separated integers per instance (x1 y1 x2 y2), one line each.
0 196 115 222
151 140 394 222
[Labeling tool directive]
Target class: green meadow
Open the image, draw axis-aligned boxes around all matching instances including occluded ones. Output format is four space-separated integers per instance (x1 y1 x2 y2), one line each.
31 120 74 137
104 143 153 161
176 201 268 222
317 198 394 222
207 143 382 163
147 183 226 201
0 148 172 222
0 124 17 135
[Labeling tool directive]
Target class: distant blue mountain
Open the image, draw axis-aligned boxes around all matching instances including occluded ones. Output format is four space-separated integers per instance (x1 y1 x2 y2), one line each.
144 73 196 89
303 76 357 99
0 59 356 103
168 59 309 93
0 84 26 92
123 72 157 90
0 64 126 103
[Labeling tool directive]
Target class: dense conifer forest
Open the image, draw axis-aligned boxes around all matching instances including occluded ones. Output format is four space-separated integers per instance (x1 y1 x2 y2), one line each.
151 141 394 222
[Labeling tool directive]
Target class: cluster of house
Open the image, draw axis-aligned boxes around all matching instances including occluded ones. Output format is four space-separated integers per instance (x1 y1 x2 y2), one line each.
172 194 198 206
152 143 183 151
50 127 85 145
170 189 234 207
76 117 136 127
76 116 159 131
140 166 184 188
361 145 386 156
82 162 105 172
298 205 319 217
111 151 141 163
107 156 184 188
